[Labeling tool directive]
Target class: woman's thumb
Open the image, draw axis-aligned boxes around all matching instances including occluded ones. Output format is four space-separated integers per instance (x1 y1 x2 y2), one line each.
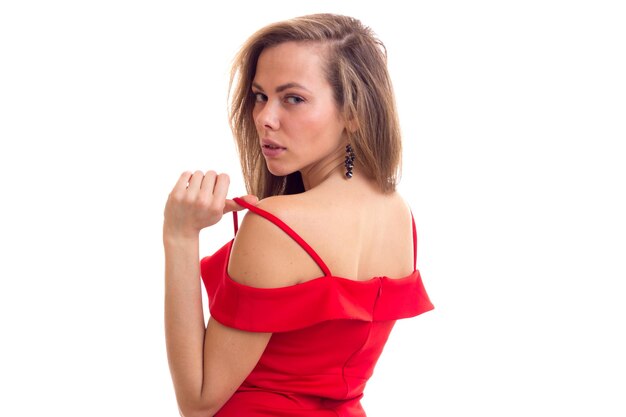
223 194 259 213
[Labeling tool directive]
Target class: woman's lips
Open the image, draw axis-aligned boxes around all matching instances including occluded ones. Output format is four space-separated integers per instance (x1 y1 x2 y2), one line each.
261 144 286 157
261 140 286 157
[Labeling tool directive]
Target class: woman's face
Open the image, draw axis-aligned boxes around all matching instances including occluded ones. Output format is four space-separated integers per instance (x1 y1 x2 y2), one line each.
251 41 347 180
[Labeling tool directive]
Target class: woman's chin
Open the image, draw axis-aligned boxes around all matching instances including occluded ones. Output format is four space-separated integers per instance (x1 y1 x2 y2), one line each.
266 164 295 178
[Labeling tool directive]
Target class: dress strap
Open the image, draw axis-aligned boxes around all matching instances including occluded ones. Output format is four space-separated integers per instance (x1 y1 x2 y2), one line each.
232 197 332 277
232 210 239 235
411 210 418 270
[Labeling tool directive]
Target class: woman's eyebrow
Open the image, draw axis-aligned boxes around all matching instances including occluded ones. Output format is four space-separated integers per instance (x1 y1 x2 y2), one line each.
252 82 311 93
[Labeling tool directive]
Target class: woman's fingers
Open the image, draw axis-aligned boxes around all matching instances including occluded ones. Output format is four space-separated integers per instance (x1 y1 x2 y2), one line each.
223 199 239 214
186 170 207 200
196 170 217 208
166 170 261 235
240 194 259 206
165 170 235 236
211 173 230 208
197 171 229 214
170 171 192 198
223 194 259 214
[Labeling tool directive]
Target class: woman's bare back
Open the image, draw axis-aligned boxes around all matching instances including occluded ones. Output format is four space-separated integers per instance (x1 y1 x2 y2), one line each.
228 175 415 288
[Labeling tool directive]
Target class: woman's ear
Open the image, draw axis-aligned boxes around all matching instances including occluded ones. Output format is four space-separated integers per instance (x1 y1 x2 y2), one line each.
345 117 359 133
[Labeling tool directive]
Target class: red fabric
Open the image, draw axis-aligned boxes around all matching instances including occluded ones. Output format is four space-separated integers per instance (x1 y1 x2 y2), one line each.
200 198 433 416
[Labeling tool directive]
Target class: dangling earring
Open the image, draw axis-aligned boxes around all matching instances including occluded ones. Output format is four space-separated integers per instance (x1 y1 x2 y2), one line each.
344 144 355 179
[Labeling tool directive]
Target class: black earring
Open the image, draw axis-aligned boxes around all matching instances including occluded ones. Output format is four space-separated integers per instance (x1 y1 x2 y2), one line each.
344 144 355 179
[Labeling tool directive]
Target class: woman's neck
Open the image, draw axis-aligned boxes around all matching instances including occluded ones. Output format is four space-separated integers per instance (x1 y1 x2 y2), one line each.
300 160 376 198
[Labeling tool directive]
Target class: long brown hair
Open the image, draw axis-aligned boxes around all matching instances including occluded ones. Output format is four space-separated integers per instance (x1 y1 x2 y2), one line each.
229 13 402 198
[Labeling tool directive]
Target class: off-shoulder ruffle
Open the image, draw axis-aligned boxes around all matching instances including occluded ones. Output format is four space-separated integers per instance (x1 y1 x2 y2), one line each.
200 241 434 333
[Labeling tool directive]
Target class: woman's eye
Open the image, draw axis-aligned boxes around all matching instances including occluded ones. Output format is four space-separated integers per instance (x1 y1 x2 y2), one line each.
285 96 304 104
253 93 266 102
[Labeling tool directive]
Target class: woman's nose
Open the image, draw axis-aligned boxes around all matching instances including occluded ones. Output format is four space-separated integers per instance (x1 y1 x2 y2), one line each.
255 101 280 131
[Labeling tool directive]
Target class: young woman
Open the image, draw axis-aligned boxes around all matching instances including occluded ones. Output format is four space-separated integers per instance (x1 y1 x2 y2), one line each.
164 13 433 417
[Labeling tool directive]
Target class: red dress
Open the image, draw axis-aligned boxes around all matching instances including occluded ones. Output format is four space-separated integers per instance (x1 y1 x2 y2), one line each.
200 197 434 416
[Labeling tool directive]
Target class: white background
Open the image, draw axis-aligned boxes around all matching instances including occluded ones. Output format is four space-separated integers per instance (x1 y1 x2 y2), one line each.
1 1 625 416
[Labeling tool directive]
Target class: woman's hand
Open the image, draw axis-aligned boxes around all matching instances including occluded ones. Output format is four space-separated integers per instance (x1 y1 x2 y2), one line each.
163 170 258 240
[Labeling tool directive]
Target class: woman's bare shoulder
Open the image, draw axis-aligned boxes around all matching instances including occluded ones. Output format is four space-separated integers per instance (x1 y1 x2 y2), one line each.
258 192 322 213
226 194 323 289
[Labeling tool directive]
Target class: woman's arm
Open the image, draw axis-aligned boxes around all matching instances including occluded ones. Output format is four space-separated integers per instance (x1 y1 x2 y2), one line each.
163 171 270 417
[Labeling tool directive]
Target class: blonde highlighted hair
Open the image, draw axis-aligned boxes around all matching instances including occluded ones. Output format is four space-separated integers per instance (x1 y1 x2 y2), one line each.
229 13 402 198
